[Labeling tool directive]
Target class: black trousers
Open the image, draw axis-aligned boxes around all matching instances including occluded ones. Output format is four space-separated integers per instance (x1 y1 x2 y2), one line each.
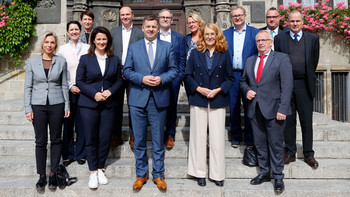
251 104 285 180
284 79 314 157
32 103 64 175
80 105 115 171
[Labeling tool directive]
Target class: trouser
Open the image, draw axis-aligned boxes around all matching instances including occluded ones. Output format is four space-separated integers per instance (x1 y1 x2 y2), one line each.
187 104 226 181
32 103 64 175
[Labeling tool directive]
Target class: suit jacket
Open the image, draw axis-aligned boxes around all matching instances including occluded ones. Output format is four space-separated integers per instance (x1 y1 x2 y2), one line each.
185 33 192 55
79 28 91 44
110 25 144 64
76 54 124 109
123 39 178 108
185 49 234 109
274 30 320 97
157 31 186 79
223 25 260 69
24 55 69 114
240 50 293 119
259 25 289 33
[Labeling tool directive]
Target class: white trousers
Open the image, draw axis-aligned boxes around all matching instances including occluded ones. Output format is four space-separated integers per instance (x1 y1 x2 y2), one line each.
187 104 226 181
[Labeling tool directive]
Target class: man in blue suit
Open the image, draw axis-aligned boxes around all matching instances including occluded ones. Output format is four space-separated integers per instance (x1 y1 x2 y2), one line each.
157 8 186 148
223 6 259 148
123 15 178 191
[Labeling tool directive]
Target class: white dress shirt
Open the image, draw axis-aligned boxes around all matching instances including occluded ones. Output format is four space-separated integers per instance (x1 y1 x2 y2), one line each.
145 38 157 61
56 40 89 89
122 24 133 65
254 50 272 78
159 29 172 43
233 24 247 70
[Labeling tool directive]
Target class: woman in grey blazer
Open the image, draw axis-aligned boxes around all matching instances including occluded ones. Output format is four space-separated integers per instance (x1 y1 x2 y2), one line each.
24 32 70 191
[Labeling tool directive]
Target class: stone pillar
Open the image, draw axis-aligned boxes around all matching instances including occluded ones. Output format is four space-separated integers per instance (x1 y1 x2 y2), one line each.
90 0 121 29
215 0 231 30
72 0 88 21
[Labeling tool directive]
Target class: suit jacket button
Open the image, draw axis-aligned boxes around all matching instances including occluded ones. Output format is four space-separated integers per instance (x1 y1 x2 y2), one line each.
219 66 222 68
200 83 202 85
216 75 219 77
200 73 202 76
217 85 219 87
197 65 199 68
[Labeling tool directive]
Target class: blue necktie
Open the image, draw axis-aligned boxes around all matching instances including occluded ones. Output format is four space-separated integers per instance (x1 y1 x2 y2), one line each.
294 34 299 42
148 41 154 68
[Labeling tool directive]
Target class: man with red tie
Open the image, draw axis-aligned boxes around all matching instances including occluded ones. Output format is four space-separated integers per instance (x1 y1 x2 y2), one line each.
240 30 293 193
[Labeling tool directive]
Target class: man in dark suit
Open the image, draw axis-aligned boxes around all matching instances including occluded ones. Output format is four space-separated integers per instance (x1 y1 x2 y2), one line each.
223 6 259 148
260 7 287 39
274 10 320 169
110 6 144 147
157 8 186 148
123 15 178 191
241 30 293 193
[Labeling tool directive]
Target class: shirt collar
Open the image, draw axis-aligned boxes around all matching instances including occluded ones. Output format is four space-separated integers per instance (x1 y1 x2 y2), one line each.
145 38 158 45
122 24 133 31
68 39 82 46
95 50 107 59
160 29 172 36
233 24 247 32
258 49 272 57
290 30 303 39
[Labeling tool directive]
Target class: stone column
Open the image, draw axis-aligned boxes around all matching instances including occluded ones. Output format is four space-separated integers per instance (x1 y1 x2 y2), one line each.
90 0 121 29
72 0 88 21
215 0 231 30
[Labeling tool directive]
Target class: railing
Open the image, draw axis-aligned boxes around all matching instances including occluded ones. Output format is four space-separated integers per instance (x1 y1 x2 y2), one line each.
331 72 349 122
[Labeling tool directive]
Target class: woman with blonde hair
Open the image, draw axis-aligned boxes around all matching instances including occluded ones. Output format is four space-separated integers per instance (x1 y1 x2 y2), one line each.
24 32 70 191
185 23 234 187
185 13 204 61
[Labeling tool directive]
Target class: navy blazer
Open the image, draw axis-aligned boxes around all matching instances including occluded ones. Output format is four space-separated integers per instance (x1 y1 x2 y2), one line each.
123 39 178 108
240 51 293 119
185 33 192 55
223 25 259 70
76 54 124 109
274 30 320 97
185 49 234 109
157 31 186 79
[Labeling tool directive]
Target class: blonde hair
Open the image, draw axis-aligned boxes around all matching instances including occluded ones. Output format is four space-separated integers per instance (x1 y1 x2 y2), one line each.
187 13 204 29
41 32 58 54
196 23 227 53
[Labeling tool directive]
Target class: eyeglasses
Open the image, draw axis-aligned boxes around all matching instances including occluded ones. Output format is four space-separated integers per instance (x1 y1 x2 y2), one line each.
204 33 216 38
266 15 280 19
231 14 245 18
159 16 172 20
256 39 272 43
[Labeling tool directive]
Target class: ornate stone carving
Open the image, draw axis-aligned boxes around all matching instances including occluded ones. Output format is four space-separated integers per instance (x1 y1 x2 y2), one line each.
37 0 56 8
187 8 202 18
102 9 117 22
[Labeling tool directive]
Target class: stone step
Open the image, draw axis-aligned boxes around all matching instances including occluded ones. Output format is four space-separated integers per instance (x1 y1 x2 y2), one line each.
1 156 349 179
0 177 348 197
1 140 350 160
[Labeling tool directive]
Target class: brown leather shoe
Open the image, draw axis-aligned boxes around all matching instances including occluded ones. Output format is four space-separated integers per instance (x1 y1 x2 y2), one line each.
111 136 123 147
129 137 134 148
153 177 167 191
133 177 147 190
284 154 296 164
165 136 174 148
304 156 319 169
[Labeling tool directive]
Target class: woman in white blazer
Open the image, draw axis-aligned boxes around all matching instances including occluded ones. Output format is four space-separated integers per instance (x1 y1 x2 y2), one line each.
24 32 70 191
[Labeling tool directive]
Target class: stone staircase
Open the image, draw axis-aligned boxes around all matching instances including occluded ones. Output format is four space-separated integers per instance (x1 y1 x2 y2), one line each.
0 88 350 196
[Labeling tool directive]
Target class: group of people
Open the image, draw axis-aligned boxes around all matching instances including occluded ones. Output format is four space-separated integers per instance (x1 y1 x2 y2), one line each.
24 5 320 194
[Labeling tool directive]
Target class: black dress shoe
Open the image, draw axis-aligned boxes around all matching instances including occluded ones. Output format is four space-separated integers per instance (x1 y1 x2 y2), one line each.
304 156 319 169
197 178 206 186
48 174 58 190
63 160 74 167
36 175 47 191
250 174 271 185
214 180 224 187
77 159 86 165
274 179 284 193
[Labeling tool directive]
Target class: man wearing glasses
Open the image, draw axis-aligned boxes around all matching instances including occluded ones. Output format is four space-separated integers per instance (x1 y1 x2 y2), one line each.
157 9 186 148
223 6 259 149
260 7 288 40
241 30 293 194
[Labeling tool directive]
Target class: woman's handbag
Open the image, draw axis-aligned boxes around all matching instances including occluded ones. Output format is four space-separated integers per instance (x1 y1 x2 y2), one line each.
57 164 78 189
242 146 259 167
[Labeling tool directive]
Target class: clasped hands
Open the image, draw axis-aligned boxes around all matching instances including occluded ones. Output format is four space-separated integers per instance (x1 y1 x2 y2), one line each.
196 86 221 99
246 90 286 120
142 76 161 87
94 90 112 102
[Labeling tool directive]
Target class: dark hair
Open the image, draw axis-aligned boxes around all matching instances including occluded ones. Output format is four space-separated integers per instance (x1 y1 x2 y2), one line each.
80 10 95 21
88 26 114 57
143 15 159 26
66 21 82 31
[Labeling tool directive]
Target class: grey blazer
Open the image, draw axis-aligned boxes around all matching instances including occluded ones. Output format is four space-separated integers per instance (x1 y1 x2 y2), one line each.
24 55 70 114
110 25 144 64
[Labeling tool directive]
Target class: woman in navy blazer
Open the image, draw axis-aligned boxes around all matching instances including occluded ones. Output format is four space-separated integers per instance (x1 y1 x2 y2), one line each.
24 32 70 191
185 23 234 187
76 26 123 189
